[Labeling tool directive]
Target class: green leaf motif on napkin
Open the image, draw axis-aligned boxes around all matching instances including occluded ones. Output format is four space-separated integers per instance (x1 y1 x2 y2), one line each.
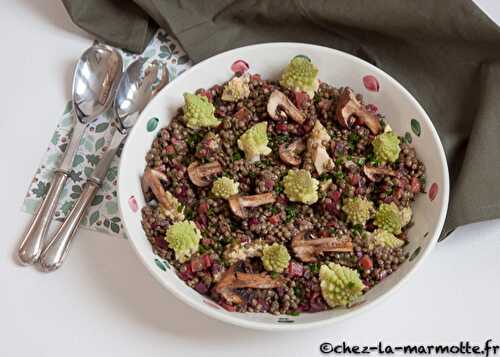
410 119 421 137
63 101 73 115
95 137 105 151
32 181 49 198
89 210 100 226
92 195 104 206
60 201 74 215
95 122 109 133
86 154 99 166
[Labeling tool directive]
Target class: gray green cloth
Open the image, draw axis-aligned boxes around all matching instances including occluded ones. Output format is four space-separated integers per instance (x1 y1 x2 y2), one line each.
62 0 500 238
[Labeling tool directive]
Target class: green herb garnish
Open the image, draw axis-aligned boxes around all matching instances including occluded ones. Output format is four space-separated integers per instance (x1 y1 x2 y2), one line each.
285 205 298 223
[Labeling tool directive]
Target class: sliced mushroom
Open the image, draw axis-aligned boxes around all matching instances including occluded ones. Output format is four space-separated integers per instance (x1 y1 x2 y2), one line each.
279 138 306 166
307 121 334 175
292 231 353 263
267 90 305 124
214 264 285 304
336 88 381 135
187 160 222 187
142 168 184 220
228 193 276 218
363 165 397 182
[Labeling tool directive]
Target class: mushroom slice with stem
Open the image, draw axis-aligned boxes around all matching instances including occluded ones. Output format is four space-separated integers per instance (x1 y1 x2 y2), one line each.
187 160 222 187
228 193 276 219
291 231 353 263
142 168 184 221
336 88 381 135
363 165 397 182
279 138 306 166
214 264 285 305
267 90 305 124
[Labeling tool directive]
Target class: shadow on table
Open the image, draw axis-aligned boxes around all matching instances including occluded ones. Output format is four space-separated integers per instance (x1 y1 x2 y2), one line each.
77 232 324 343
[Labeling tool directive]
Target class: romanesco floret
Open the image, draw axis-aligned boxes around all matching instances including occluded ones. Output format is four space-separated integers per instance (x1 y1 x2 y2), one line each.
280 56 319 98
319 263 365 308
400 206 412 227
237 122 272 161
342 197 374 226
372 131 401 163
221 75 250 102
165 221 201 262
262 243 290 273
211 177 239 199
372 229 404 248
374 203 402 234
183 93 221 129
283 169 319 205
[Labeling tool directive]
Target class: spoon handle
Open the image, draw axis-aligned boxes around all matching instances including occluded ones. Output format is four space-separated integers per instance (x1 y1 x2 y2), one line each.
18 171 68 265
38 181 100 272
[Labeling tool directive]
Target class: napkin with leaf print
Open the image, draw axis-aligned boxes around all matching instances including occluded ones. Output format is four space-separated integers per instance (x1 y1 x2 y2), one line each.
22 30 192 238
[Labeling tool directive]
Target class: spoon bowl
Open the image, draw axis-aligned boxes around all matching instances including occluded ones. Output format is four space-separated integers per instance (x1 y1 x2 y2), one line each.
73 44 123 124
115 59 161 131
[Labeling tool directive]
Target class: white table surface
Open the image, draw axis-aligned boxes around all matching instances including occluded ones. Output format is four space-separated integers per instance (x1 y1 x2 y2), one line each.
2 1 499 356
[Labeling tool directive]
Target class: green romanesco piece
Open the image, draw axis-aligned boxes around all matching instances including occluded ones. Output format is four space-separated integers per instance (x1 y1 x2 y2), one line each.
319 263 365 308
283 169 319 205
221 75 250 102
374 203 403 234
400 206 412 227
211 177 239 199
183 93 221 129
280 56 319 98
372 229 404 248
262 243 290 273
165 221 201 263
372 131 401 163
342 197 374 226
237 122 272 161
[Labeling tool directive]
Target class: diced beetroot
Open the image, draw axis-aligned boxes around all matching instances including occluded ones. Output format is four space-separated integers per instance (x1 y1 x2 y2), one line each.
179 264 194 281
326 219 339 228
268 214 280 225
275 123 288 133
277 196 288 205
194 282 208 294
190 256 205 272
202 238 213 246
324 201 340 216
198 201 209 215
221 302 237 312
365 104 378 113
294 91 308 108
198 89 212 102
288 261 304 277
302 119 314 133
359 255 373 270
349 173 361 186
248 217 259 226
329 190 341 202
196 214 208 228
250 74 261 81
319 230 330 237
211 262 222 275
264 179 275 190
202 254 212 268
410 177 421 193
165 145 175 155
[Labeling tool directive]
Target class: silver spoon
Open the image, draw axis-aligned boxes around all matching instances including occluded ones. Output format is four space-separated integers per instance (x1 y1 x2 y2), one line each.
39 58 167 272
18 44 123 265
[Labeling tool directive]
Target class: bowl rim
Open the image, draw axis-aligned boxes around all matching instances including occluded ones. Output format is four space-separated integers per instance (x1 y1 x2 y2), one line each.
118 42 450 331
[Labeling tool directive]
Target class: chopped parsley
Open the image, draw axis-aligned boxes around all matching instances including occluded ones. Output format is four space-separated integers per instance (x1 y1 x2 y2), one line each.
285 205 298 223
308 263 320 274
270 206 280 214
232 151 243 161
288 311 301 316
275 183 284 194
185 208 195 220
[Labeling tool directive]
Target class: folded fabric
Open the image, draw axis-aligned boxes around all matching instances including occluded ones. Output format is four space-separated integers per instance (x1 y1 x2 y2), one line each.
61 0 500 238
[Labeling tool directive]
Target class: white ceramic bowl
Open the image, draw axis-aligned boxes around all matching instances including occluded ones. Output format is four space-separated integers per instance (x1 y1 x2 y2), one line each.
118 43 449 331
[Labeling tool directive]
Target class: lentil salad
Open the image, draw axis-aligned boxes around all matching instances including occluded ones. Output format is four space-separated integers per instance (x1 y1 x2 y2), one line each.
140 56 426 314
